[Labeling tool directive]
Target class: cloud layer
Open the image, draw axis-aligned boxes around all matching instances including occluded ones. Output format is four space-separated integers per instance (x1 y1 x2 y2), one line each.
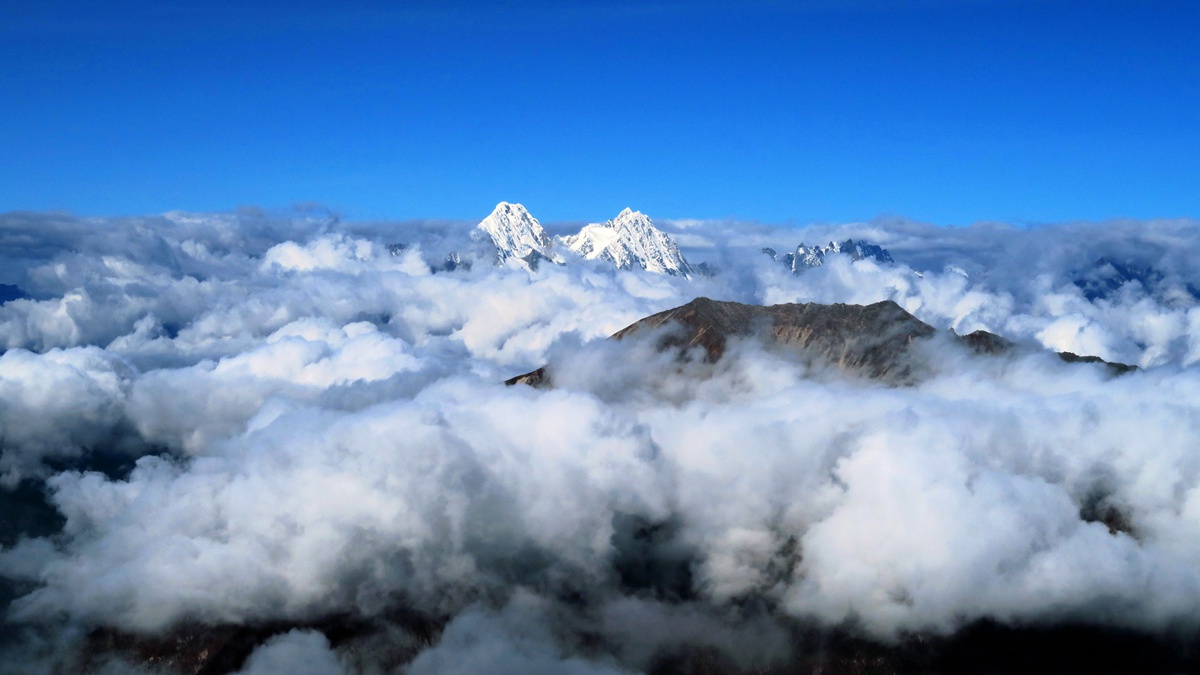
3 209 1200 671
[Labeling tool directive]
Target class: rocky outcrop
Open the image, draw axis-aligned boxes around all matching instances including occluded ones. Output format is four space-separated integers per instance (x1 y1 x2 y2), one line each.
611 297 935 381
507 297 1134 387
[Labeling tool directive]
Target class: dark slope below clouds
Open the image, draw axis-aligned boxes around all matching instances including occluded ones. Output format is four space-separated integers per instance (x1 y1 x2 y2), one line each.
2 210 1200 672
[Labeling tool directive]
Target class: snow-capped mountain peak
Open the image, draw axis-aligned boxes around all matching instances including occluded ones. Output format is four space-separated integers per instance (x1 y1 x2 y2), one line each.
779 238 894 272
476 201 559 265
560 208 692 277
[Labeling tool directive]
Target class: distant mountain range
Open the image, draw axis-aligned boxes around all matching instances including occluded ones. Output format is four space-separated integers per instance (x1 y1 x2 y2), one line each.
1073 256 1200 305
472 205 1197 312
476 202 694 277
472 202 910 280
763 239 895 273
376 205 1195 311
379 200 905 280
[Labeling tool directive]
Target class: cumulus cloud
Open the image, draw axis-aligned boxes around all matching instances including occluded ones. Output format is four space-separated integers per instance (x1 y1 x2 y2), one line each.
234 630 348 675
2 208 1200 670
0 346 137 485
406 594 634 675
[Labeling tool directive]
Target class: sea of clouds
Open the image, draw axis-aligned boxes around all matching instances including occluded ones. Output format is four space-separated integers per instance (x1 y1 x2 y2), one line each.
2 208 1200 672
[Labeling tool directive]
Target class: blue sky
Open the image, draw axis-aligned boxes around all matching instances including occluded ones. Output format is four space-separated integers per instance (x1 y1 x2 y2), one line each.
2 0 1197 225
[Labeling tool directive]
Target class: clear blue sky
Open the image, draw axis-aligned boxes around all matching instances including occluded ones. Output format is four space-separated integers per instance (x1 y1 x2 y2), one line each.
2 0 1197 225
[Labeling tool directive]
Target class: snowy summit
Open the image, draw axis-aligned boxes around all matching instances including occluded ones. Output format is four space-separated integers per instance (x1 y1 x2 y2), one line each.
476 201 560 266
769 239 894 273
560 208 693 277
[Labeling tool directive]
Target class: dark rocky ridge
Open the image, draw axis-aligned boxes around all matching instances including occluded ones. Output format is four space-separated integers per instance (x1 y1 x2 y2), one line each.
76 610 443 674
72 607 1200 675
1074 256 1200 306
1060 350 1138 375
507 297 1134 387
612 297 936 382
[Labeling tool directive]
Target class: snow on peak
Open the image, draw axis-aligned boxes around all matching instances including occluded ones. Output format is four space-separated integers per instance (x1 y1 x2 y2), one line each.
780 238 894 272
559 208 692 277
476 202 559 265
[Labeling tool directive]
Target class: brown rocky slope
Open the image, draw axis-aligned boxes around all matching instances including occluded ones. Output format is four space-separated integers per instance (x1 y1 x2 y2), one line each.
507 297 1133 387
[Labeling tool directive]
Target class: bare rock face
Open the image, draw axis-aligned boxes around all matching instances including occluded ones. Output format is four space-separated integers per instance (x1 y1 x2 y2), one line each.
79 612 441 675
612 297 936 381
508 297 946 387
83 625 272 675
1059 350 1138 375
507 297 1135 387
959 329 1013 355
504 366 548 387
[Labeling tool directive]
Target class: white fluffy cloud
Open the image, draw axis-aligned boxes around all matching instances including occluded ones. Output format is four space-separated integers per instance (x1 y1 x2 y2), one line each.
2 209 1200 670
235 630 348 675
406 594 635 675
0 346 136 485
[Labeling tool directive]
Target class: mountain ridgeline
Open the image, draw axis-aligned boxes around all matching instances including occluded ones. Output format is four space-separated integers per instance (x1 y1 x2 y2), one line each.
400 203 1192 317
507 297 1134 387
476 202 694 276
764 239 895 272
560 207 693 276
406 201 903 278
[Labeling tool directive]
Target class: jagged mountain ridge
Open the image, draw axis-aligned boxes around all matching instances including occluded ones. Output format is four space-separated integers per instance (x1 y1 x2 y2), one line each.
475 201 561 267
507 297 1134 387
1073 256 1200 306
387 244 470 272
559 207 693 277
613 297 933 380
765 239 895 273
508 298 942 386
475 202 693 275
